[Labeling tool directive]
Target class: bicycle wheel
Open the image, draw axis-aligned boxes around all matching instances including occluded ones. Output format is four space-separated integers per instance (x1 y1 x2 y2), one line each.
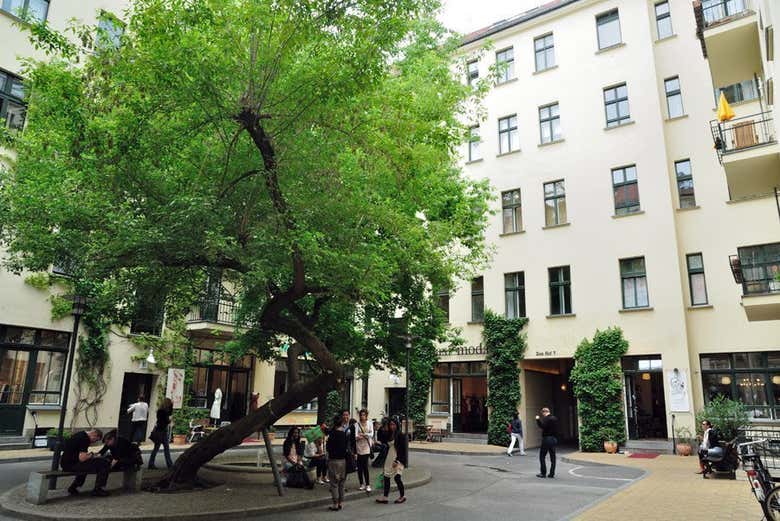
763 486 780 521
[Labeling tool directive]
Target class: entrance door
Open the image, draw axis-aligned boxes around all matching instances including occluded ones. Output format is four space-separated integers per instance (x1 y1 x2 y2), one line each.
452 378 462 432
118 373 153 439
625 372 668 439
0 349 31 435
227 370 249 422
387 388 406 418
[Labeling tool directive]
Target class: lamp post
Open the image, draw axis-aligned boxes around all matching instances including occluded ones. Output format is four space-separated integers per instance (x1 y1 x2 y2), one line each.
50 295 87 486
404 335 411 468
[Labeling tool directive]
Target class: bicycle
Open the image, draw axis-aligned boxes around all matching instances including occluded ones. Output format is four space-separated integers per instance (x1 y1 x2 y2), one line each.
739 439 780 520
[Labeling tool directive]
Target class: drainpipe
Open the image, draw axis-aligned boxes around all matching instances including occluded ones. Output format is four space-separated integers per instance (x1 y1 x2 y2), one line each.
671 414 677 455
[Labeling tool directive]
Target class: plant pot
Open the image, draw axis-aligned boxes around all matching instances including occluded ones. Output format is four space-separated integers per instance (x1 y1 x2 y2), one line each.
172 434 187 445
676 443 692 456
603 441 618 454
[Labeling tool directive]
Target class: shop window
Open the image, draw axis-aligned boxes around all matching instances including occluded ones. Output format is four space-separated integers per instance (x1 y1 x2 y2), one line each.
431 378 450 413
700 352 780 419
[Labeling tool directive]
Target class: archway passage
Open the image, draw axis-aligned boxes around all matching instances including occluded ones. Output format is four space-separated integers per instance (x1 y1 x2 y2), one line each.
522 358 578 448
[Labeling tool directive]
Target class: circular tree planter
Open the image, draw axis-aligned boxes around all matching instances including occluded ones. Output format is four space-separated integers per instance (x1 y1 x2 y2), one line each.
604 441 618 454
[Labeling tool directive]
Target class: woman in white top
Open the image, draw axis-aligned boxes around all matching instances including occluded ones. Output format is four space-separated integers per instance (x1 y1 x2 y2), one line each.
355 409 374 491
126 395 149 443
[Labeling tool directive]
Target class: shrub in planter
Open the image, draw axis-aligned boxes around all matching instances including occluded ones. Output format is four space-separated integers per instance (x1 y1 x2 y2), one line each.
695 396 749 442
45 429 72 450
674 426 693 456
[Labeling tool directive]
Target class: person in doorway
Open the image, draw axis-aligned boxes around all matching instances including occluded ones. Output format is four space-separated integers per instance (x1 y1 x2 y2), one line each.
507 412 525 456
375 417 407 504
536 407 559 479
60 428 110 497
326 415 348 510
148 398 174 469
355 408 374 491
98 429 142 470
127 395 149 443
697 420 720 475
305 435 328 484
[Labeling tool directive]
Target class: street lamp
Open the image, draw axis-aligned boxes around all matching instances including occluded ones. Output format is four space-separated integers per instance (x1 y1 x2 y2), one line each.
50 294 87 486
404 334 411 468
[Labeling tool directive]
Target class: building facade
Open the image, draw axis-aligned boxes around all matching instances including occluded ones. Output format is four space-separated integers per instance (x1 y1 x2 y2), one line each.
427 0 780 449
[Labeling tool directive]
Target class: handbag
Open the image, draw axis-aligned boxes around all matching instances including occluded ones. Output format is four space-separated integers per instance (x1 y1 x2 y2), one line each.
358 422 376 460
149 427 164 444
345 451 357 474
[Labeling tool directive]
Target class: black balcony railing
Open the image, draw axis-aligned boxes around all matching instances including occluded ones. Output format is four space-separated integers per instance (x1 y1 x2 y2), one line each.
730 244 780 296
711 111 776 162
702 0 751 27
186 298 237 325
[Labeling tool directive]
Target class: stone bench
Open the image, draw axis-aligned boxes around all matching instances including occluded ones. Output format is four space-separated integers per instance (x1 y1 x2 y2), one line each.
26 467 143 505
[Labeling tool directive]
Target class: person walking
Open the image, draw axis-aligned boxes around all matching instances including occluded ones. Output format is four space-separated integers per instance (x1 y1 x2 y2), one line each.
355 408 374 491
148 398 174 469
326 415 348 511
127 395 149 443
60 428 110 497
375 418 407 504
536 407 559 479
507 412 525 456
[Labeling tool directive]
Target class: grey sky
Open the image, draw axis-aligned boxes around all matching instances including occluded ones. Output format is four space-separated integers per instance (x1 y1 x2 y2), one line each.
439 0 541 34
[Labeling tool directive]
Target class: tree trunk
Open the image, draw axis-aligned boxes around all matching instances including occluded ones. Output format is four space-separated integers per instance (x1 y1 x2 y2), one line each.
155 371 337 489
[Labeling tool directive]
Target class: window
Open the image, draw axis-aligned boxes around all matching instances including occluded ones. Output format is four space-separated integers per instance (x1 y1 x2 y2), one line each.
612 165 640 215
700 352 780 420
604 83 630 127
130 285 166 336
596 9 622 50
1 0 48 22
467 60 479 86
687 253 709 306
655 1 673 39
714 79 759 104
675 159 696 208
431 376 450 413
436 288 450 322
471 277 484 322
501 189 522 233
738 242 780 295
504 272 526 319
361 376 368 409
96 15 124 49
28 351 66 405
664 76 684 118
495 47 515 84
498 115 519 154
543 180 567 226
539 103 561 144
468 125 481 161
702 0 748 25
767 26 774 61
620 257 649 309
534 34 555 71
548 266 572 315
0 69 26 131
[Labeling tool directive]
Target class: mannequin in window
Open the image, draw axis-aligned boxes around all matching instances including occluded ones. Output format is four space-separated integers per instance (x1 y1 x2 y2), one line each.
210 387 223 426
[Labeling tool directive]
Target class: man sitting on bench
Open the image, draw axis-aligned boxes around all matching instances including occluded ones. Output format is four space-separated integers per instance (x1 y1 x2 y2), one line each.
61 428 111 497
99 429 143 470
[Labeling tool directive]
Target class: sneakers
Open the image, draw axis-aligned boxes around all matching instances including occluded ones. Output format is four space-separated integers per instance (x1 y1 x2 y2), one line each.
67 486 79 496
506 452 512 457
359 484 366 491
91 488 110 497
366 485 372 492
317 479 325 485
520 452 527 456
536 473 546 478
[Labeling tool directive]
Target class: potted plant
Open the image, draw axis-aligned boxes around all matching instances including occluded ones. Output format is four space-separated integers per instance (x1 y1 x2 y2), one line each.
603 440 618 454
674 426 693 456
172 407 194 445
770 272 780 293
45 428 72 451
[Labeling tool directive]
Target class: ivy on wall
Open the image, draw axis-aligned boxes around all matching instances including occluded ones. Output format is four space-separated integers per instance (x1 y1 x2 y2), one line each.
570 327 629 452
483 310 528 447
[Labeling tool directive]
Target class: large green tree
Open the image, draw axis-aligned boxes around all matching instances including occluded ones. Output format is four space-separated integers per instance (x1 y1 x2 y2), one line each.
0 0 491 486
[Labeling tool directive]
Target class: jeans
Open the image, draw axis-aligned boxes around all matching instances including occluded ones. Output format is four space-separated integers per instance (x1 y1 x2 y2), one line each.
62 457 111 490
539 435 557 477
310 457 327 479
383 474 404 497
356 454 371 485
149 434 173 468
129 421 147 443
508 433 525 454
328 459 346 504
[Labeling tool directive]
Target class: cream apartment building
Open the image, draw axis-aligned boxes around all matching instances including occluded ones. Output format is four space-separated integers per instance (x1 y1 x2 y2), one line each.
424 0 780 450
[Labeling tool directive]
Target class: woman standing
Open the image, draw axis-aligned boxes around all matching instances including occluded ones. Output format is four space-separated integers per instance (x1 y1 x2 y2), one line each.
354 409 374 492
326 415 348 511
148 398 173 469
375 418 407 504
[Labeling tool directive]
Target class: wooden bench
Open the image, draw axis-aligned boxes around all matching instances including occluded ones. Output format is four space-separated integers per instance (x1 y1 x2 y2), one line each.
426 419 448 442
26 467 143 505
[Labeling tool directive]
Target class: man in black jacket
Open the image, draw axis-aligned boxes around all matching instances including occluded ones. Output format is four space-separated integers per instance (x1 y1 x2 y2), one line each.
60 428 111 497
697 420 720 475
536 407 558 479
98 429 143 470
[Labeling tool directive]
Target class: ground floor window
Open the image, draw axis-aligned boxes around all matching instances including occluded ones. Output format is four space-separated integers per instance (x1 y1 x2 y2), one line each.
189 347 253 422
430 362 487 433
701 352 780 420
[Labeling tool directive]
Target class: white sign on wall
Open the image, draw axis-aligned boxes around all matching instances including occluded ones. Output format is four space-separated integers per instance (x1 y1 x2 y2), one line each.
166 368 185 409
667 368 690 412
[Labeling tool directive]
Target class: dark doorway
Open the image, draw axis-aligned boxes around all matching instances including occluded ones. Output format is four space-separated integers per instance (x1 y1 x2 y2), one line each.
387 388 406 418
118 373 153 439
456 377 488 433
522 358 578 445
623 356 668 440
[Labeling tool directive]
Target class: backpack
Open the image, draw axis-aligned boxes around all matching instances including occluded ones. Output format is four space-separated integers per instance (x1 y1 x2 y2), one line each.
506 422 512 434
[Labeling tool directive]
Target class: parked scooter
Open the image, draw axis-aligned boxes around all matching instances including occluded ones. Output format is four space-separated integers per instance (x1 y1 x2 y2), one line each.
702 438 739 479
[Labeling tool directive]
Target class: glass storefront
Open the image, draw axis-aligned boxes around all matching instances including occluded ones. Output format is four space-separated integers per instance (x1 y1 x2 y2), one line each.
431 362 488 433
189 348 253 422
701 352 780 420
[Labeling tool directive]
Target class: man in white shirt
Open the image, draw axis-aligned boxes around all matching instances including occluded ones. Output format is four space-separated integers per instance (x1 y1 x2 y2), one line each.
127 395 149 443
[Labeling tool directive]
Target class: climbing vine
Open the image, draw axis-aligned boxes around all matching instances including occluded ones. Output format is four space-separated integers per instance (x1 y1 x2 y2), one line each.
570 327 628 452
483 310 528 446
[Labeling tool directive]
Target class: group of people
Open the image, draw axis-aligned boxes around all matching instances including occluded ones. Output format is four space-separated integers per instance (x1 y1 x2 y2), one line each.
58 395 175 497
282 409 408 511
506 407 560 479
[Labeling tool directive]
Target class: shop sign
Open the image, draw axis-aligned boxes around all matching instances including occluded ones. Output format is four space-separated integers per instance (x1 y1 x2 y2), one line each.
667 368 690 412
166 368 185 409
534 350 558 357
437 343 487 356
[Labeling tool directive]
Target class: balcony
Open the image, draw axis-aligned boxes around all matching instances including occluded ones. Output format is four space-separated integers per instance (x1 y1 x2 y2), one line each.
695 0 761 87
185 298 237 337
730 243 780 321
711 112 780 200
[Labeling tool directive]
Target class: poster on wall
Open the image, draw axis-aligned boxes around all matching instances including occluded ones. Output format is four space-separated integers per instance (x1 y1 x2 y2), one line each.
667 368 690 412
166 368 185 409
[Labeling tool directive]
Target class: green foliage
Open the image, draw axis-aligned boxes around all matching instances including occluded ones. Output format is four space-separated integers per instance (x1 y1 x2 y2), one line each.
48 294 72 320
24 272 50 290
323 390 343 425
695 396 749 441
483 311 528 446
674 426 693 444
571 328 629 451
172 406 203 436
46 428 72 439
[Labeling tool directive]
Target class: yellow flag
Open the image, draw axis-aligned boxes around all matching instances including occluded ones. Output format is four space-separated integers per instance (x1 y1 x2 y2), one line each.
717 91 735 122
